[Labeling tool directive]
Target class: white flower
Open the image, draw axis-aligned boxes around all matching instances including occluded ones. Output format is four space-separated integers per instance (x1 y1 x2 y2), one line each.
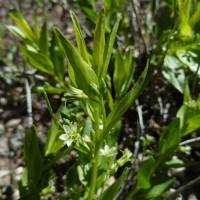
59 123 78 146
100 145 116 157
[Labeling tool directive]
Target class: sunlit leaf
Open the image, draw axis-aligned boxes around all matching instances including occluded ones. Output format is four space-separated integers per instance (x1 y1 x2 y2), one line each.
49 31 65 82
114 49 134 97
39 17 48 56
92 10 105 78
145 178 175 199
70 11 89 63
54 28 99 98
163 54 185 93
7 25 26 39
105 62 148 132
101 15 121 79
9 11 36 41
20 46 54 75
136 157 155 189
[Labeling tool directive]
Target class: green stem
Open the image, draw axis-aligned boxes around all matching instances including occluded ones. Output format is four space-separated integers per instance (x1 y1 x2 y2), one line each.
88 144 100 200
88 105 100 200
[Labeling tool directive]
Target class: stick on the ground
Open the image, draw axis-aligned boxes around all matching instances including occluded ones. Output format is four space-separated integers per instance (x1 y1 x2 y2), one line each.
180 136 200 146
25 79 33 127
165 176 200 200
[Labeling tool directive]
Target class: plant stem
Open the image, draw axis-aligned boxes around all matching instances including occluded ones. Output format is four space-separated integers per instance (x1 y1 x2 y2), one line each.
88 105 100 200
88 144 100 200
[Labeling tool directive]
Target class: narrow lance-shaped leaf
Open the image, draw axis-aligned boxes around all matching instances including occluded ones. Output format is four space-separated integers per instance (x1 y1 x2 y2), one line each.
92 10 105 78
190 2 200 28
101 15 121 79
45 119 65 155
54 28 99 98
105 61 149 133
39 17 48 56
177 96 200 136
70 10 89 63
144 178 175 199
7 25 26 39
114 49 134 97
126 157 156 199
24 126 43 196
68 63 77 87
50 31 65 82
20 46 54 75
182 114 200 135
9 11 35 42
114 51 124 96
125 51 135 91
33 12 40 40
177 0 192 36
156 119 181 170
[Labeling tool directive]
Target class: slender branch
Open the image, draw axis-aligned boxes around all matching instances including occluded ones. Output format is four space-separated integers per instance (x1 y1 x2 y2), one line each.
130 0 148 54
180 136 200 146
43 91 64 132
135 99 144 135
165 176 200 200
25 79 33 127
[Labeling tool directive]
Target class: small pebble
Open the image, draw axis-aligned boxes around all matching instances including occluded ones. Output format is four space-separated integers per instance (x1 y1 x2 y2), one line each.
5 119 21 128
0 97 7 106
188 194 198 200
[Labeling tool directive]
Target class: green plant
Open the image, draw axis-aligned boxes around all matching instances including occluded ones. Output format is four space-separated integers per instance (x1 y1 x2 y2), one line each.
8 11 66 90
8 2 200 199
9 10 148 199
154 0 200 94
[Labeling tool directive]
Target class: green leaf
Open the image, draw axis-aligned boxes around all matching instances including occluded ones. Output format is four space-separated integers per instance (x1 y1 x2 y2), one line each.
7 25 26 39
177 51 200 76
45 119 64 155
190 2 200 28
20 46 54 75
49 30 65 82
68 63 77 86
54 28 99 98
163 54 185 93
158 119 181 167
33 13 40 40
92 10 105 78
177 0 192 36
39 18 48 56
177 101 200 136
98 168 128 200
101 15 121 79
35 82 65 94
145 178 175 199
105 62 148 133
130 177 175 200
114 49 134 97
182 114 200 135
70 11 89 63
136 157 155 189
24 126 43 197
9 11 35 41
